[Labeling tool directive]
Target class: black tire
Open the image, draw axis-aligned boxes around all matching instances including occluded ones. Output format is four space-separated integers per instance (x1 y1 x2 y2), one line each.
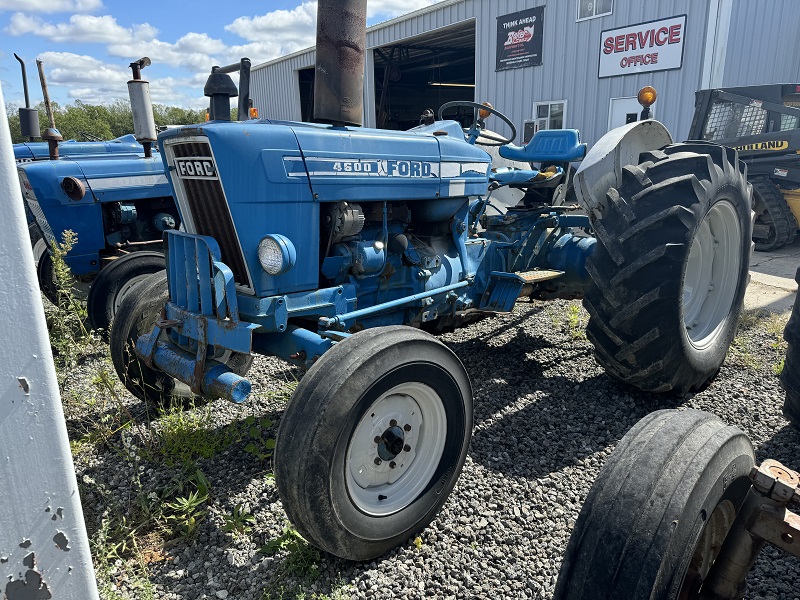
751 177 797 251
36 251 60 305
583 142 752 394
109 270 253 407
275 326 473 561
109 270 192 407
554 409 754 600
87 251 164 333
781 266 800 427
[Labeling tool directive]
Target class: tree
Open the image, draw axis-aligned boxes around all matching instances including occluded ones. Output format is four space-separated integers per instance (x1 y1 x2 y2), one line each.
6 100 207 144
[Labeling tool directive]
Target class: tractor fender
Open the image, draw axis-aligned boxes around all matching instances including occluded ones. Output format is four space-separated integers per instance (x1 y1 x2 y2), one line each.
574 120 673 220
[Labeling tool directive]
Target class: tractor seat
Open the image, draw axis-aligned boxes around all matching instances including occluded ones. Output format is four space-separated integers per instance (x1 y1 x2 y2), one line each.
499 129 587 164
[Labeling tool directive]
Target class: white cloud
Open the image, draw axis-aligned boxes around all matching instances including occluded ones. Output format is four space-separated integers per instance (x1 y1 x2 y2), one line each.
107 32 226 71
223 1 446 64
35 51 208 109
0 0 103 13
6 12 224 71
7 13 155 44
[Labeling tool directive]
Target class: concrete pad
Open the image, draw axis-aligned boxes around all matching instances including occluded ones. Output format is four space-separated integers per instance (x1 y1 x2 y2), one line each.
744 237 799 315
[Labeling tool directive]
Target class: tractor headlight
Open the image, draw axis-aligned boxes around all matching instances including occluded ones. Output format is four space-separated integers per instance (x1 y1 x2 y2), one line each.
258 234 296 275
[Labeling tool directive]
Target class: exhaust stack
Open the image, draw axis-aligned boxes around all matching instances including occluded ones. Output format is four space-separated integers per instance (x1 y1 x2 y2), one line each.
128 57 157 158
14 53 40 141
313 0 367 127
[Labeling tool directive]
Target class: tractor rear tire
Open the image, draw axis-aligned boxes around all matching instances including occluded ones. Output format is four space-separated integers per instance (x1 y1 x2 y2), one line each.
36 251 60 305
87 251 164 333
554 409 754 600
583 142 752 394
109 270 193 407
274 326 472 561
752 177 797 251
781 267 800 427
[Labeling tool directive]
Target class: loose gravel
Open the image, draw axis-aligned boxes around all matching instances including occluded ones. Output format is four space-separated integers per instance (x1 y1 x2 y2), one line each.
64 299 800 599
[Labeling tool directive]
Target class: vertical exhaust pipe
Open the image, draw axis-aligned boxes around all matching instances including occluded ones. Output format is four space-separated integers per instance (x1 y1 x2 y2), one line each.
13 53 40 141
313 0 367 127
128 57 157 158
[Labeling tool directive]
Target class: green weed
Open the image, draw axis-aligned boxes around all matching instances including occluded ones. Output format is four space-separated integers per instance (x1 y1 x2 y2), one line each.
260 525 322 593
222 503 256 537
243 415 277 461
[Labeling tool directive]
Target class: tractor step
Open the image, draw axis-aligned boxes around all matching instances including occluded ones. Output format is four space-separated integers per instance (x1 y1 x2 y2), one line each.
479 269 564 311
516 269 564 283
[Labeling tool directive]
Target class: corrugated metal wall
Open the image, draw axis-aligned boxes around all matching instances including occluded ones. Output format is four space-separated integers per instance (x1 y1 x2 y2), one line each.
723 0 800 88
252 0 800 145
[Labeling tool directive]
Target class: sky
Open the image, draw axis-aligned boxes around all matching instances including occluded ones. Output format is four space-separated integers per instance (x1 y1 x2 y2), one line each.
0 0 445 111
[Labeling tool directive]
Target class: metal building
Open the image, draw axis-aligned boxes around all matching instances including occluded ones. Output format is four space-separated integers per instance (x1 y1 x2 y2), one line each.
251 0 800 146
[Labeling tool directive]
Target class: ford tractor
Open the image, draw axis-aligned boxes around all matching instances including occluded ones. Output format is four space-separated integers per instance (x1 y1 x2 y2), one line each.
17 57 183 331
110 0 752 561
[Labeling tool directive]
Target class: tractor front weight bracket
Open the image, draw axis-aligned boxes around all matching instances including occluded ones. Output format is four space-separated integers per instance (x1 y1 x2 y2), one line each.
701 460 800 599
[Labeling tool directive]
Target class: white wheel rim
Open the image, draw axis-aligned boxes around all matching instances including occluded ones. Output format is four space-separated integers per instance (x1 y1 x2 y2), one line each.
346 382 447 516
683 200 742 350
112 274 153 316
32 239 47 267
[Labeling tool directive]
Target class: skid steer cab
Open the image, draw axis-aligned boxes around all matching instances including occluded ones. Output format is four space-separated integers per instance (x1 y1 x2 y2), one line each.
111 1 752 562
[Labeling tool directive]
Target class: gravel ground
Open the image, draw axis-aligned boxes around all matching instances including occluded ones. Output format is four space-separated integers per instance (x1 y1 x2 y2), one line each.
63 299 800 599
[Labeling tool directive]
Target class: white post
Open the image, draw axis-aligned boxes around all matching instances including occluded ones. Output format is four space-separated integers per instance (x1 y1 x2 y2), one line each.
0 83 99 597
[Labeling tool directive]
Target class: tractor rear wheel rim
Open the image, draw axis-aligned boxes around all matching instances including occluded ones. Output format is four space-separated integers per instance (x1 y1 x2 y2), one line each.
683 200 741 350
346 382 446 516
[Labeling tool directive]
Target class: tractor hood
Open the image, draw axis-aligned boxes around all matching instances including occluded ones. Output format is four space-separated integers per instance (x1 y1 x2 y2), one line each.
157 119 491 297
13 134 148 164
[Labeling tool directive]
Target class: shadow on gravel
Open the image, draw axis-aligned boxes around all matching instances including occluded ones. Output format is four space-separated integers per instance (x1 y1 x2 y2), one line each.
756 422 800 467
468 372 682 479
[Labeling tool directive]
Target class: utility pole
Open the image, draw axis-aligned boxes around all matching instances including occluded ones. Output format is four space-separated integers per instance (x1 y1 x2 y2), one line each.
0 81 99 598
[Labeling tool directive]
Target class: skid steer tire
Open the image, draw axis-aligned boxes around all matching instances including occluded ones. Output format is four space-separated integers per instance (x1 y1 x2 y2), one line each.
583 142 751 394
781 267 800 427
752 177 797 251
554 409 754 600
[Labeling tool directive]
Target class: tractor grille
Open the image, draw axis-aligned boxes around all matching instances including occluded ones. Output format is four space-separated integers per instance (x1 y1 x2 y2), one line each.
703 100 767 142
169 140 252 290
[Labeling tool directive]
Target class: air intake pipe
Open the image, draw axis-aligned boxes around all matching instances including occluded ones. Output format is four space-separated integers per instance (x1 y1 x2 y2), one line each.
313 0 367 127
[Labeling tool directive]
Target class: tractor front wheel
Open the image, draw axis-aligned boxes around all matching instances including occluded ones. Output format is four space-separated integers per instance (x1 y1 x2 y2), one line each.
554 409 754 600
87 251 165 333
109 270 193 407
583 142 752 394
274 326 472 561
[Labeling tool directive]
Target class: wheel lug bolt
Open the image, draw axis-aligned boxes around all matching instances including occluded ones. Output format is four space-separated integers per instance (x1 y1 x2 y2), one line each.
389 461 396 469
374 457 382 465
404 424 411 431
390 419 397 427
404 444 411 452
374 436 381 444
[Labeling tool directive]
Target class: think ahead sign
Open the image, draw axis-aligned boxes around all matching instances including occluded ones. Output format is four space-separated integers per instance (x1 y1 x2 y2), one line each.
599 15 687 78
496 7 544 71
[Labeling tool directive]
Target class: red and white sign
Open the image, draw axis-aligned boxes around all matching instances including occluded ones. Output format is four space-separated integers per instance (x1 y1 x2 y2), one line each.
599 15 686 78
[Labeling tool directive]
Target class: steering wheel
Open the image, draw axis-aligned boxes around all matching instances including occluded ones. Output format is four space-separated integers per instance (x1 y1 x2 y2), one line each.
437 100 517 146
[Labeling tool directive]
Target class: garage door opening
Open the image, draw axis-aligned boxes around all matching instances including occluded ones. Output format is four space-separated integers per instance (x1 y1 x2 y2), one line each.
373 20 475 130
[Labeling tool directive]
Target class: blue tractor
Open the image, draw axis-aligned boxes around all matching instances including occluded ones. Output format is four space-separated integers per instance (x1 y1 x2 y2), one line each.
15 56 182 331
110 0 753 560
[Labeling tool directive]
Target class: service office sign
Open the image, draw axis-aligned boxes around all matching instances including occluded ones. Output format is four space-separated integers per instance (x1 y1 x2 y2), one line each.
599 15 686 78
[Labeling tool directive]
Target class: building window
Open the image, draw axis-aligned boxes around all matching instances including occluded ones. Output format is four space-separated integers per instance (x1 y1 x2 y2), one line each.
534 101 566 133
577 0 612 21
